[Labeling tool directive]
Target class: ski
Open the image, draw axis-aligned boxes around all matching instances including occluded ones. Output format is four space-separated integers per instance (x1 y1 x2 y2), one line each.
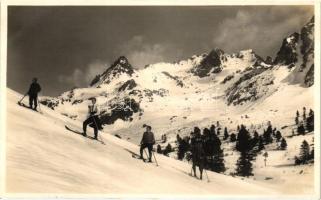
17 102 43 114
124 148 151 163
65 125 105 145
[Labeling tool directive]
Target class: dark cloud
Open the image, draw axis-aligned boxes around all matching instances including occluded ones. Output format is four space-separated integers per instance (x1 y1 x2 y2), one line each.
213 6 313 57
58 60 108 87
117 35 183 68
7 6 313 96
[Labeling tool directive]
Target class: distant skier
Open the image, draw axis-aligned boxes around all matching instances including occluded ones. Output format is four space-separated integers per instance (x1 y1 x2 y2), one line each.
140 125 155 162
27 78 41 110
190 127 205 179
83 97 103 139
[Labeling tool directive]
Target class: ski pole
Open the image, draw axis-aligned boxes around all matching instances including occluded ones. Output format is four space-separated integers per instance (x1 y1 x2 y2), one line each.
18 92 27 104
37 96 42 112
152 151 159 166
143 149 149 161
92 116 105 144
204 169 210 183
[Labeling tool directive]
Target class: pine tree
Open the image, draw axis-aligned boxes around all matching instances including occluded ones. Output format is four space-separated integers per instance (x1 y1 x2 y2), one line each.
303 107 307 122
236 125 252 152
299 140 310 164
210 124 216 135
272 127 277 137
230 133 237 142
296 110 300 118
295 116 299 125
235 125 256 176
223 127 229 140
235 152 254 177
275 130 282 142
280 138 287 150
263 127 273 144
258 136 265 151
251 130 259 147
310 148 314 162
306 109 314 132
212 149 226 173
217 128 221 135
297 123 305 135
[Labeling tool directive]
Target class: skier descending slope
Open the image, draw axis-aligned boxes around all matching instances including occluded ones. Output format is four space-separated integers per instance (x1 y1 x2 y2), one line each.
27 78 41 111
83 97 103 139
140 125 156 162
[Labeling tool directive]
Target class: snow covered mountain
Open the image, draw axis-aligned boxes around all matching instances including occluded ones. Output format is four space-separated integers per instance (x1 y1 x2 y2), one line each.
28 16 316 194
40 17 314 127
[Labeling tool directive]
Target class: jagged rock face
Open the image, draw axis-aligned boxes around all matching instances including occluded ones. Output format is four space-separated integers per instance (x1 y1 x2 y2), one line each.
118 79 137 92
301 17 314 55
300 16 314 72
305 64 314 87
39 98 59 110
300 17 314 86
273 32 300 66
226 67 274 106
273 16 314 87
191 48 224 77
99 98 141 125
90 56 135 86
40 16 314 124
265 56 273 65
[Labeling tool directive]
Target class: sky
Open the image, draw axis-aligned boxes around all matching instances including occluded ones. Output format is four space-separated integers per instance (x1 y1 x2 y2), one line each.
7 6 313 96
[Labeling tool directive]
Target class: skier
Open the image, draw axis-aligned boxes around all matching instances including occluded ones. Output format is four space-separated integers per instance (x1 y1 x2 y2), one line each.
27 78 41 110
190 127 205 179
83 97 103 139
140 125 155 162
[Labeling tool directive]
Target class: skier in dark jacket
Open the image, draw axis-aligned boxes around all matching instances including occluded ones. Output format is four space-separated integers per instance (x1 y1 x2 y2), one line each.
28 78 41 110
83 97 103 139
140 125 155 162
190 127 205 179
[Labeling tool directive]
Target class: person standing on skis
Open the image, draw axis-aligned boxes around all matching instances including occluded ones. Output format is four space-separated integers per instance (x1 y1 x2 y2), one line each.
28 78 41 110
190 127 205 179
83 97 102 139
140 125 155 162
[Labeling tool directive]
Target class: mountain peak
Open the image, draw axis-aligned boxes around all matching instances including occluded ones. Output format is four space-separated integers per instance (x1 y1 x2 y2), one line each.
90 56 135 86
107 56 134 76
273 32 300 65
190 48 225 77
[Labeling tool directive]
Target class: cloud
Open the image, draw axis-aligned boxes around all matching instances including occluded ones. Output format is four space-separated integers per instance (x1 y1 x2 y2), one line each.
117 35 182 68
58 60 107 87
213 6 313 57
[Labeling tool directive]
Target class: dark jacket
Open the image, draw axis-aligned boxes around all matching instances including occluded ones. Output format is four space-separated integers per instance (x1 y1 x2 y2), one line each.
191 136 205 160
141 131 155 145
28 83 41 96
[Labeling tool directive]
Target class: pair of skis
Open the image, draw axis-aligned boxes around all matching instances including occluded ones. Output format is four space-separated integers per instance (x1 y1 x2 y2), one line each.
65 125 105 145
17 102 43 114
124 148 158 166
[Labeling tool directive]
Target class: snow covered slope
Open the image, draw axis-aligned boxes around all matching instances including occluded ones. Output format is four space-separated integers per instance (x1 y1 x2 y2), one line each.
6 88 277 195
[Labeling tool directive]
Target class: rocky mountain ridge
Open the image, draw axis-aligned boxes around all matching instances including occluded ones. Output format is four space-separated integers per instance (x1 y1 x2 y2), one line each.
40 16 314 127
